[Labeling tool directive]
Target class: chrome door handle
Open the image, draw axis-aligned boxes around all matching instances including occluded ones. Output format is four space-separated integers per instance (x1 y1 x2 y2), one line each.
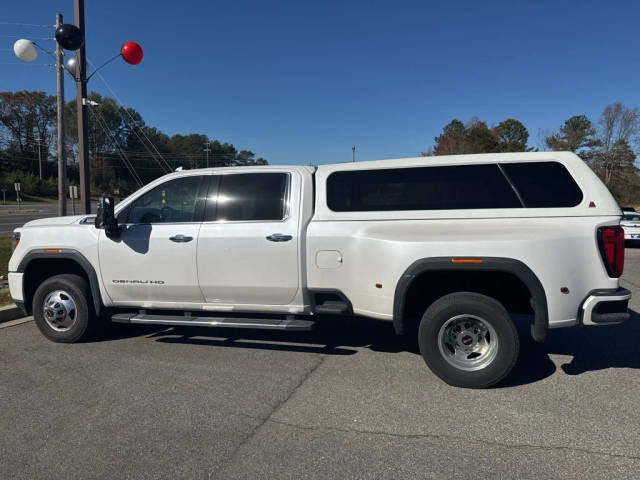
169 235 193 243
266 233 292 242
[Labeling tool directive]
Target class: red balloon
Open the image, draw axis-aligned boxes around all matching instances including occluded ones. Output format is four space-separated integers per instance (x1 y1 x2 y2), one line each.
121 41 143 65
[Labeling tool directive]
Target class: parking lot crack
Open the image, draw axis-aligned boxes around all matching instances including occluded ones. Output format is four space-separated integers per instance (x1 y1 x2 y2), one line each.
264 418 640 462
208 355 326 478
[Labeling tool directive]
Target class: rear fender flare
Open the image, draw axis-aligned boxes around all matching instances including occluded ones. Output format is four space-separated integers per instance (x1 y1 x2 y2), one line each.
392 257 548 342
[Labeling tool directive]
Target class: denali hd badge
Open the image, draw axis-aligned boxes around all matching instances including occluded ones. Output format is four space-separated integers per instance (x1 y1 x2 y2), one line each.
113 280 165 284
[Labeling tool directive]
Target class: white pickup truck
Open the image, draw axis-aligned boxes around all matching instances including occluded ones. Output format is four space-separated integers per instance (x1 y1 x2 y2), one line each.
7 151 631 388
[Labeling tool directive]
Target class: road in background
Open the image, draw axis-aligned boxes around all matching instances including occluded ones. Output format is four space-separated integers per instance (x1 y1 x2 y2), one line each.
0 204 63 235
2 249 640 478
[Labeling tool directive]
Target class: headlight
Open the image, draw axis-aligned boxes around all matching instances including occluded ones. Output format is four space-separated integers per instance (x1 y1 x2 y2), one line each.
11 232 20 252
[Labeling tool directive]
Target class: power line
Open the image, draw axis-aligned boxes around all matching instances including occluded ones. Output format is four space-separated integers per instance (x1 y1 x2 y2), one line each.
90 100 172 174
3 141 236 160
87 60 172 173
91 107 144 187
83 164 167 171
0 62 51 66
0 22 53 27
97 151 236 158
3 148 239 161
93 110 144 187
0 35 53 40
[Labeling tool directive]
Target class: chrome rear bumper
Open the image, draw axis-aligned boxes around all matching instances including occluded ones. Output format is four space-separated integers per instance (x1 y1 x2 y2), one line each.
580 288 631 326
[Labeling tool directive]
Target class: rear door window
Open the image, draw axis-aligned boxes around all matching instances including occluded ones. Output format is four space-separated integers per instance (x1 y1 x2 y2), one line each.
215 172 288 221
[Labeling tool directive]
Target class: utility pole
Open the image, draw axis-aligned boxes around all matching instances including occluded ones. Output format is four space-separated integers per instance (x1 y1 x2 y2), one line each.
74 0 91 214
13 4 143 217
56 13 67 216
36 138 42 179
352 145 356 162
204 142 211 168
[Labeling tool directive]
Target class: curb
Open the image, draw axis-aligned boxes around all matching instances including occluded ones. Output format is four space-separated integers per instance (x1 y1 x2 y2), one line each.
0 304 24 324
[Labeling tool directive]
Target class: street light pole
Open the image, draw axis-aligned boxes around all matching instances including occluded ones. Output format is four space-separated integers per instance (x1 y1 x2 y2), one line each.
56 13 67 216
74 0 91 214
204 141 211 168
36 137 42 178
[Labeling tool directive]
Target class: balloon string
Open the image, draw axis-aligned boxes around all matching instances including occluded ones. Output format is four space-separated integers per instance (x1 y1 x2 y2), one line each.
32 42 58 62
31 42 76 80
86 53 122 82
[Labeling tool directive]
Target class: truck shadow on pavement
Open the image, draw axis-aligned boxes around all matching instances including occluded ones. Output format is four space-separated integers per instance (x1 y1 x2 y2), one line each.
501 309 640 387
103 309 640 388
127 315 411 357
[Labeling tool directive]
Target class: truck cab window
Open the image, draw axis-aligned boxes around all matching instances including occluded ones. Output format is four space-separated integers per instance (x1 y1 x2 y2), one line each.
128 176 203 224
215 172 288 221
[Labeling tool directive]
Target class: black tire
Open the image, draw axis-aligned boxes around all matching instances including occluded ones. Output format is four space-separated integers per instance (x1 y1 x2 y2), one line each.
32 274 97 343
418 292 519 388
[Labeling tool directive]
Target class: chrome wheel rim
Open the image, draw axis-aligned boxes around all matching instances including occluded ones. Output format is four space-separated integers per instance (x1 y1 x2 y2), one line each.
437 314 498 371
42 290 77 332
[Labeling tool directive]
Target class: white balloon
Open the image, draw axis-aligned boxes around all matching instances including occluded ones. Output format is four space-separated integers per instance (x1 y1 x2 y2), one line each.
13 39 37 62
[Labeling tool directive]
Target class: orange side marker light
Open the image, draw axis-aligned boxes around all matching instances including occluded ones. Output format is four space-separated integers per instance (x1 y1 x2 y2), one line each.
451 258 483 264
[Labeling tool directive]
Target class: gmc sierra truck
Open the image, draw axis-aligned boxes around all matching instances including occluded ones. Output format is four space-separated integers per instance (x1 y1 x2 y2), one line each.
7 151 631 388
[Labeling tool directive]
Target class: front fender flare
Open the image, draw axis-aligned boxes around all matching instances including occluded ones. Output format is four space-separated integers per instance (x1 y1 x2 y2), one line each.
16 248 104 317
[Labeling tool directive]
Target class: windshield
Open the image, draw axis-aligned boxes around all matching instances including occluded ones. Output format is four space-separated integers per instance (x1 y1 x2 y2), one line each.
622 214 640 222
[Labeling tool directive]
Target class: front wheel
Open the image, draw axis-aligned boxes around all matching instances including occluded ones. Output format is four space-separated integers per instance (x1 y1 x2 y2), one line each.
33 274 97 343
418 292 519 388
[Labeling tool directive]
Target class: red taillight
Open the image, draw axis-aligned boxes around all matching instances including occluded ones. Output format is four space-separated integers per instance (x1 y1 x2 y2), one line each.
597 226 625 277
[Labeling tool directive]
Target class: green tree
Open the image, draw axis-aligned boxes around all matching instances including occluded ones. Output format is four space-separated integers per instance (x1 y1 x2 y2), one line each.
0 90 56 174
233 150 268 166
495 118 529 152
429 117 529 155
2 89 270 197
430 119 467 155
544 115 598 154
545 105 640 202
466 119 499 153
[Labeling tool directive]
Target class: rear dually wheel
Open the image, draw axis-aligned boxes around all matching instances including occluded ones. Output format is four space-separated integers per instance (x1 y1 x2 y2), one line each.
418 292 519 388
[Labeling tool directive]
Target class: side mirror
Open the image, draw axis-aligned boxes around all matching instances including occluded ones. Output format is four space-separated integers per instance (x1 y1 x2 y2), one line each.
95 196 118 236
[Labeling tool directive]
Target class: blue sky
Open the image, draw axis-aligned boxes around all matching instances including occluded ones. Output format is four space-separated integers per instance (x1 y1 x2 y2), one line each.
2 0 639 165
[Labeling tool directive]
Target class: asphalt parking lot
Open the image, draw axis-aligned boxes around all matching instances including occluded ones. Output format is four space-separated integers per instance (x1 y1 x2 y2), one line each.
2 250 640 479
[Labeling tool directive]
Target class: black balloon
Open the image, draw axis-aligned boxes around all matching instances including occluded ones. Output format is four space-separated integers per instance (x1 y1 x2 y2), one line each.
55 24 83 51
